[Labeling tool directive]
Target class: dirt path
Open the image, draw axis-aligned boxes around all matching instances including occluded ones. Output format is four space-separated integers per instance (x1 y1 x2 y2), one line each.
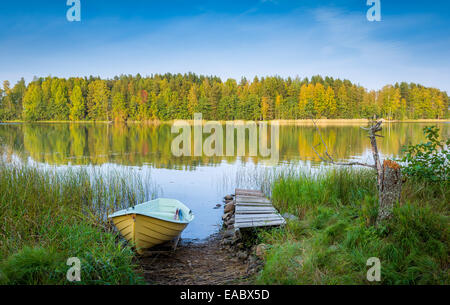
137 234 255 285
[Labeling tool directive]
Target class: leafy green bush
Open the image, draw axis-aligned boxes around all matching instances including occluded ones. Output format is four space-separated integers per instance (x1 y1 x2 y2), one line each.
400 126 449 182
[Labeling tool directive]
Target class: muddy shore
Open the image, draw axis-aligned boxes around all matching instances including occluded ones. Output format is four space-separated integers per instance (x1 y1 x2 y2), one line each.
137 234 258 285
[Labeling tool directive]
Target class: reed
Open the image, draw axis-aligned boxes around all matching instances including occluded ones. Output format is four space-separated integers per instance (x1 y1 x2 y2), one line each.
0 162 159 284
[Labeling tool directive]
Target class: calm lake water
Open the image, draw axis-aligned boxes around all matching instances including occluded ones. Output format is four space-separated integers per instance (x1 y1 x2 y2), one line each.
0 122 448 240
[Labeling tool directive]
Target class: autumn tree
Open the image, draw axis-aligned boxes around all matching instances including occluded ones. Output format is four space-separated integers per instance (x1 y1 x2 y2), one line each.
69 85 85 121
336 85 349 118
261 96 271 120
299 83 314 118
379 85 401 119
324 86 337 118
111 92 127 122
53 82 69 120
313 83 327 118
187 85 198 117
87 80 110 120
0 81 12 120
23 83 44 121
1 79 26 120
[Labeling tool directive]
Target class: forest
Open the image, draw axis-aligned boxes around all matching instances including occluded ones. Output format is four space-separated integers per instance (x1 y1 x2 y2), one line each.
0 73 448 122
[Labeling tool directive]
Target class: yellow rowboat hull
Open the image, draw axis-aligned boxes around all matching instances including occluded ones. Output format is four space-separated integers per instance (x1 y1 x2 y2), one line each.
108 198 194 254
112 214 187 253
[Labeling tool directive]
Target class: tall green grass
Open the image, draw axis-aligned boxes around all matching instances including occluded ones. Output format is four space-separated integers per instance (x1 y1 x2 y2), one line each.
256 168 449 285
271 168 377 218
0 162 158 284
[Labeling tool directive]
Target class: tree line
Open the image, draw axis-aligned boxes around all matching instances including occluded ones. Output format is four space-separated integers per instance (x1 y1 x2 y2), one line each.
0 73 448 121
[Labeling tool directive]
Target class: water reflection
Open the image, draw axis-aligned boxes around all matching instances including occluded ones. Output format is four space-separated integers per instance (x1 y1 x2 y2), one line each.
1 122 447 168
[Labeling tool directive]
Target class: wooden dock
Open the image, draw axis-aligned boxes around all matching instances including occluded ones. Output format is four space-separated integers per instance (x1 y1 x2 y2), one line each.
233 188 286 229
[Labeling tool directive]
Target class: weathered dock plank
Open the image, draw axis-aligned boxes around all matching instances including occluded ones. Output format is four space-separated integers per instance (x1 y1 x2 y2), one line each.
235 219 286 229
234 202 273 207
236 197 271 204
234 189 286 229
236 206 277 214
235 189 264 197
236 214 284 222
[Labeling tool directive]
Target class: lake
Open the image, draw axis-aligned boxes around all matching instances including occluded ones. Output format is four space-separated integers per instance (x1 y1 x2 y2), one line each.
0 121 448 240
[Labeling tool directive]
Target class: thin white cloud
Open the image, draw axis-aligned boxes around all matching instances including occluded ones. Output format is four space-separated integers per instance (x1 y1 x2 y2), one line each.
0 7 448 92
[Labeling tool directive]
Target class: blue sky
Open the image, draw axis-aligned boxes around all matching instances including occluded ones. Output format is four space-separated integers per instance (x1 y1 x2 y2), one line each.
0 0 449 92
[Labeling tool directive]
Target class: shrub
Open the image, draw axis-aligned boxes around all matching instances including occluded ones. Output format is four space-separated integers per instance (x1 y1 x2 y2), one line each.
400 126 449 182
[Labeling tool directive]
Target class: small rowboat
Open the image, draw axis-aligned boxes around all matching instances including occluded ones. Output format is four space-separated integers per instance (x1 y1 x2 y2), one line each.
108 198 194 253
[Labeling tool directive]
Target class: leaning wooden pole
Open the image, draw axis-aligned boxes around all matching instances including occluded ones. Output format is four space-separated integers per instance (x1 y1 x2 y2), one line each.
367 121 383 190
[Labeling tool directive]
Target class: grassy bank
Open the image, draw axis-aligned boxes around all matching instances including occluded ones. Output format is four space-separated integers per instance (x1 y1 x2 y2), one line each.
255 168 449 284
0 163 153 284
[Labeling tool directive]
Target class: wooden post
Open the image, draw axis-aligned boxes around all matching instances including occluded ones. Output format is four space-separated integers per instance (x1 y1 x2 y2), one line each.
376 160 402 225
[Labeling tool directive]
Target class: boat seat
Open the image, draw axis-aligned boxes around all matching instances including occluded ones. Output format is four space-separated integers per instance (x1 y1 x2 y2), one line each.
148 211 175 219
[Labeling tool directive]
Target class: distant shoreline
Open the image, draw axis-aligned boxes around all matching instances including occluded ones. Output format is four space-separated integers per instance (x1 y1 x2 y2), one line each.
1 118 448 125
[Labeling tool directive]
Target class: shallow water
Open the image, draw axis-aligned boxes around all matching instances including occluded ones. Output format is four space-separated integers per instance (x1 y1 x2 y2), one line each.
0 122 448 239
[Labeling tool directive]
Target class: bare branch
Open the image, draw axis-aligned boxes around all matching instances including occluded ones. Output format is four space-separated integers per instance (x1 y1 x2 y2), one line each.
310 118 377 169
333 162 376 168
366 119 383 178
311 119 335 162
